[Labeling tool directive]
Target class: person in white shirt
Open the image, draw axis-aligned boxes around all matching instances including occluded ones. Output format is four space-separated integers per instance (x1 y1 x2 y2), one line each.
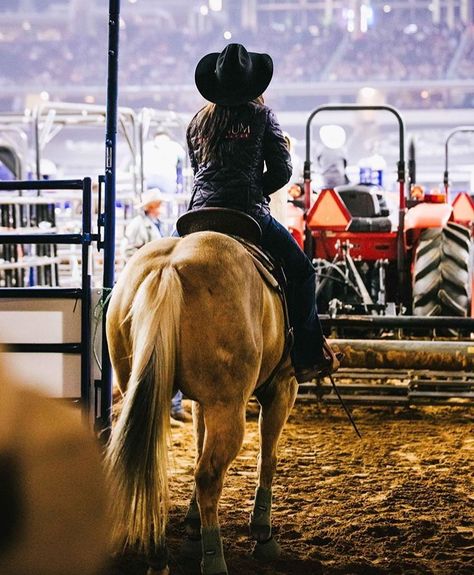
142 131 186 194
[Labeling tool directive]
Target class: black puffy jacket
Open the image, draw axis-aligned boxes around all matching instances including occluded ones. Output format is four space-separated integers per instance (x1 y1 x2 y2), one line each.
186 101 292 222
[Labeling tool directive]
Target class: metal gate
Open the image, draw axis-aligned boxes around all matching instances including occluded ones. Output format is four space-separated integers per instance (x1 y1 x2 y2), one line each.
0 178 94 419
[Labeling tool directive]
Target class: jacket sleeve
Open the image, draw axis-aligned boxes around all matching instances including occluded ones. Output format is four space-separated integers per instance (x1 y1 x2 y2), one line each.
262 109 292 196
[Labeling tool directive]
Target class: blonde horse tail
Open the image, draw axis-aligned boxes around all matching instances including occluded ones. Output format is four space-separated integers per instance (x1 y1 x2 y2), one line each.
106 264 182 554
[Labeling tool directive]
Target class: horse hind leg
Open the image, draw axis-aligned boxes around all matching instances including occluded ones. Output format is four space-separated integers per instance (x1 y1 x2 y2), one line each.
182 402 205 559
195 403 246 575
250 368 298 561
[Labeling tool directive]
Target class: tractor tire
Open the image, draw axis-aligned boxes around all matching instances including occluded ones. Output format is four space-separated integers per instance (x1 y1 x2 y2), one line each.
413 222 471 317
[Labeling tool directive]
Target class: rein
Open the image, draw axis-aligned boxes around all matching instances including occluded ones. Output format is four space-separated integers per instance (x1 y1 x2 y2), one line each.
326 373 362 439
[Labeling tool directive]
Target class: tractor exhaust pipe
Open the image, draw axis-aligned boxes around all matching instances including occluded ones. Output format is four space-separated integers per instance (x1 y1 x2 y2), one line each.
332 339 474 371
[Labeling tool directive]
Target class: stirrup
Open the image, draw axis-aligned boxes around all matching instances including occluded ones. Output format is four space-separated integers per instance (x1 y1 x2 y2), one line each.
321 337 343 376
294 339 343 383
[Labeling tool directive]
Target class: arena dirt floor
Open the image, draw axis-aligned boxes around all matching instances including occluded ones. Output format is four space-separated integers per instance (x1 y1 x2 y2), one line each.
108 399 474 575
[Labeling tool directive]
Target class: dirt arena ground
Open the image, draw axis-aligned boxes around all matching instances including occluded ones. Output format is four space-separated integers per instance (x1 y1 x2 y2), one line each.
110 400 474 575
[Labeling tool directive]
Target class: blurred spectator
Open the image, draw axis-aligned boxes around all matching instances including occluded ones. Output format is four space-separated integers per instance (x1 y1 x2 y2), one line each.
317 147 350 188
0 350 109 575
0 160 14 180
121 188 166 261
142 131 186 194
121 189 191 425
0 15 472 112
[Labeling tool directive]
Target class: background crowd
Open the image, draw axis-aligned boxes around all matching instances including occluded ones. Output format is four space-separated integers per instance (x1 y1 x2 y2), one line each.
0 1 473 112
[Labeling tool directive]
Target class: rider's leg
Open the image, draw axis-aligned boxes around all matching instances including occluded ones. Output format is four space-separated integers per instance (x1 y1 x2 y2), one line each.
259 216 336 379
259 216 323 356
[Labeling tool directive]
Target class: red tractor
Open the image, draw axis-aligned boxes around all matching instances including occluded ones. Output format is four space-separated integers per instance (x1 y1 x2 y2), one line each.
292 106 474 329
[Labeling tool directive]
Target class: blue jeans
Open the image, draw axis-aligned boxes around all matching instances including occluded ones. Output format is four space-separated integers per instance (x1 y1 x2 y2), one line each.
171 390 183 415
258 215 325 369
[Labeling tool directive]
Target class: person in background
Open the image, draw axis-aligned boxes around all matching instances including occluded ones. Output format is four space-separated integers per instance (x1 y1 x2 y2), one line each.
185 43 340 382
0 159 14 180
121 188 165 261
142 131 186 194
317 146 349 189
121 188 191 424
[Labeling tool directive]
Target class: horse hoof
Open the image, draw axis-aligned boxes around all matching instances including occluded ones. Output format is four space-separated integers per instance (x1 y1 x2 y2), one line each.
249 522 271 542
146 567 169 575
181 537 202 559
200 563 228 575
184 517 201 539
252 536 281 562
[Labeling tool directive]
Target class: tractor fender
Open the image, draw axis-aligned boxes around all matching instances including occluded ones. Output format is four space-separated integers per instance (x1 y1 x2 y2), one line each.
404 202 452 231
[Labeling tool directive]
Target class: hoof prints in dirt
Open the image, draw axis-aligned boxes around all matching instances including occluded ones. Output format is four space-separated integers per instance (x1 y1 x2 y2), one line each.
105 404 474 575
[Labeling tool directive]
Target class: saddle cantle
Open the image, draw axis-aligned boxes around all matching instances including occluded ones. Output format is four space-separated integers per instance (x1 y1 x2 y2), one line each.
176 207 262 245
176 207 281 290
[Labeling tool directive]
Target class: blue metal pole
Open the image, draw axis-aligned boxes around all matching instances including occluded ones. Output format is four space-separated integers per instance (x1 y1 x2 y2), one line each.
99 0 120 434
81 177 92 421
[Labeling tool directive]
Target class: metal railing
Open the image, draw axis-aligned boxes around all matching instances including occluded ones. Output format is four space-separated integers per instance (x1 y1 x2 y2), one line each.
0 178 94 417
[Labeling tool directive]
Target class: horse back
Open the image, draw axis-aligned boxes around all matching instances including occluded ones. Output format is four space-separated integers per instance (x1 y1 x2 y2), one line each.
108 232 287 402
172 232 286 401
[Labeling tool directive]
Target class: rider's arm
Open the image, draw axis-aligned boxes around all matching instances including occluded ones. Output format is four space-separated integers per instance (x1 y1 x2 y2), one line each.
262 109 292 196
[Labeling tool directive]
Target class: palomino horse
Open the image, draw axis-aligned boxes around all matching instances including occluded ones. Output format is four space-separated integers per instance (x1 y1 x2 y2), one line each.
106 231 298 575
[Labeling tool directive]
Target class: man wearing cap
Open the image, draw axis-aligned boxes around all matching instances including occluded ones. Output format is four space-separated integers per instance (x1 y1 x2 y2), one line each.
121 189 166 261
121 189 191 424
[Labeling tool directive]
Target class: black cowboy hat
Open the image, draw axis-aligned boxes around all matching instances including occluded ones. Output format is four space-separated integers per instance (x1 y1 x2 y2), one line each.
195 43 273 106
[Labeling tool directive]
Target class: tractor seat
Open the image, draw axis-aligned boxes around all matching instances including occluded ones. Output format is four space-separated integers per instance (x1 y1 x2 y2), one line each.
347 217 392 232
335 184 392 232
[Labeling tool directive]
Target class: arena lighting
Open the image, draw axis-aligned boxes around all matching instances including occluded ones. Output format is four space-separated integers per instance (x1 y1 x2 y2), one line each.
358 86 378 102
360 3 373 33
223 30 232 40
209 0 223 11
22 21 32 31
383 4 391 13
404 23 418 34
39 91 50 101
319 125 347 149
200 5 209 16
357 86 385 119
343 8 355 32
